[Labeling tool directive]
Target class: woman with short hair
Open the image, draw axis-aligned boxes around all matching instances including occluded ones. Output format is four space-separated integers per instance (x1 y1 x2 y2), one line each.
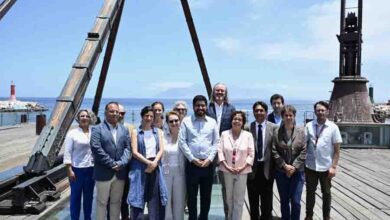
173 101 188 122
218 110 255 220
272 105 306 220
162 111 186 220
128 106 168 220
64 109 96 220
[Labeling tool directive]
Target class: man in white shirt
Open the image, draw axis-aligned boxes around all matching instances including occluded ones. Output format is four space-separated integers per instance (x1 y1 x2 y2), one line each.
304 101 342 220
247 101 277 220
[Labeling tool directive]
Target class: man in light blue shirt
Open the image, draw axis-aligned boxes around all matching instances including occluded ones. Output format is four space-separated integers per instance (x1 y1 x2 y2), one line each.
304 101 342 220
179 95 219 220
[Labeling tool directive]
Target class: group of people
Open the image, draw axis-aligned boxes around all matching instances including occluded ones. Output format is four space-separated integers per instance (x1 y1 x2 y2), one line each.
63 82 342 220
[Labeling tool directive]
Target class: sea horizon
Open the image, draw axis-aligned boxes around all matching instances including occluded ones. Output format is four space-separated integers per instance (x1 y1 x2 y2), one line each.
0 97 316 127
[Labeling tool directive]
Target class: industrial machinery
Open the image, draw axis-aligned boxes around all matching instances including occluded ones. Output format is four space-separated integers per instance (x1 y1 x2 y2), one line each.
0 0 212 214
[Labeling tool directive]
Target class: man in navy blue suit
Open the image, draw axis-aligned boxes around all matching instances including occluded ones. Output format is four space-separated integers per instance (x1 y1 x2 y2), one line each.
91 101 131 220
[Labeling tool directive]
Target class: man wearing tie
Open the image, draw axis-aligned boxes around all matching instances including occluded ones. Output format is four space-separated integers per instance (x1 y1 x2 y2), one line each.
247 101 277 220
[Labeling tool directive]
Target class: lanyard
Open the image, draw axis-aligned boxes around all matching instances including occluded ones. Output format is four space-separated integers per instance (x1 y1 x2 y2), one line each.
314 124 326 146
229 134 240 168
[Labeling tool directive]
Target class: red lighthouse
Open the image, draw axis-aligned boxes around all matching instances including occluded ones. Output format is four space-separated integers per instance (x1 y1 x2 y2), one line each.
9 81 16 102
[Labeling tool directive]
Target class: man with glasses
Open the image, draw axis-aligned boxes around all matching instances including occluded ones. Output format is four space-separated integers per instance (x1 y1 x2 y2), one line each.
90 101 131 220
179 95 219 220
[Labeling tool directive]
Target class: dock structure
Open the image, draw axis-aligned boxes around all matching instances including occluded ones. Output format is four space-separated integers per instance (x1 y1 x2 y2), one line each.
1 125 390 219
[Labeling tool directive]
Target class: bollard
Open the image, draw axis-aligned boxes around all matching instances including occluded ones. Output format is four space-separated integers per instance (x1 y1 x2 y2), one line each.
21 114 27 123
36 114 46 135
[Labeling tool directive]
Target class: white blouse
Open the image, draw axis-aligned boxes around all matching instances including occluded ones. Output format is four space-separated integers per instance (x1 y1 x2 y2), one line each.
63 127 94 168
163 136 180 167
144 130 157 159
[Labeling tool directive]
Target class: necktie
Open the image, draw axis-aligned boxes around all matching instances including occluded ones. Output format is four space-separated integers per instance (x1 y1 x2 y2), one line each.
257 124 263 160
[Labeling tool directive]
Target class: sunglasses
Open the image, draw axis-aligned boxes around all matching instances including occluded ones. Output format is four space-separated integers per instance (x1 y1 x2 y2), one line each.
169 119 179 124
119 112 126 116
175 108 187 112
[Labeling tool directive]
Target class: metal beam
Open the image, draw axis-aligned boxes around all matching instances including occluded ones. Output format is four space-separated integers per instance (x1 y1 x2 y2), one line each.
0 0 16 21
180 0 212 99
24 0 125 174
92 0 125 119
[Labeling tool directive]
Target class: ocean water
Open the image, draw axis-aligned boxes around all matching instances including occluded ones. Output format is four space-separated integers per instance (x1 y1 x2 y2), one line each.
0 97 316 126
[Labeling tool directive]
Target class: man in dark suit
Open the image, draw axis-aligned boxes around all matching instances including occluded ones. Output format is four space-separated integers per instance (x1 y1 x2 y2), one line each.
206 82 235 219
91 101 131 220
267 94 284 126
207 83 236 135
247 101 277 220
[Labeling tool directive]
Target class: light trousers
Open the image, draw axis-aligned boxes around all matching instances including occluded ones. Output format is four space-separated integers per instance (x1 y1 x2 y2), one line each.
95 175 125 220
223 171 248 220
164 166 186 220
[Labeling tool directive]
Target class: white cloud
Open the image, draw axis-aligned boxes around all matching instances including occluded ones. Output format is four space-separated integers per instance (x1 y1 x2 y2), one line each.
253 0 390 63
214 37 241 55
149 81 193 91
254 1 339 61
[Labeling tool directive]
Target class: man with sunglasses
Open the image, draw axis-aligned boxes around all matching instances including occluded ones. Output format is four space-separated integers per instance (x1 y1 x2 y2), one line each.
118 104 134 220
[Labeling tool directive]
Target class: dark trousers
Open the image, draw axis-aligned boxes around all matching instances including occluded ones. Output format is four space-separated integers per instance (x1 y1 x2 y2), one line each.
275 170 304 220
305 167 332 219
121 165 130 220
69 167 95 220
132 168 165 220
186 161 214 220
247 162 274 220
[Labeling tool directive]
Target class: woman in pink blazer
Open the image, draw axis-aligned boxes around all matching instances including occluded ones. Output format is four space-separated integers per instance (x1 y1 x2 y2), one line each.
218 110 255 220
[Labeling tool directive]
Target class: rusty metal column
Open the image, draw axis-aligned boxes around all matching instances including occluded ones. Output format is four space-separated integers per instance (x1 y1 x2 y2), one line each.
0 0 17 21
92 0 125 118
339 0 345 76
357 0 363 76
180 0 212 99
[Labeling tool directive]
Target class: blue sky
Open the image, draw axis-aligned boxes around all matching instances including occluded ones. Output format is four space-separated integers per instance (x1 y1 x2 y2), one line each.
1 0 389 102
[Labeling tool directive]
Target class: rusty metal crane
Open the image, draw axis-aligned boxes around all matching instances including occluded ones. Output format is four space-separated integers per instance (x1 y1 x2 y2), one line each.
0 0 212 214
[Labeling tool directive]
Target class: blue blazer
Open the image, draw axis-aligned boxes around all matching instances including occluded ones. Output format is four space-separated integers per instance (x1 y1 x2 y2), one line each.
90 120 131 181
207 102 236 135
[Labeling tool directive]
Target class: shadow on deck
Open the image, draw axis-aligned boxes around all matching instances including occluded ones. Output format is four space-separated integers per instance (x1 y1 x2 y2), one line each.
9 149 390 220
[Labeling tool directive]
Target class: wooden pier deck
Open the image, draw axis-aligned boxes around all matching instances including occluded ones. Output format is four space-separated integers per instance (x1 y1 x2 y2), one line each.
1 125 390 219
256 148 390 220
